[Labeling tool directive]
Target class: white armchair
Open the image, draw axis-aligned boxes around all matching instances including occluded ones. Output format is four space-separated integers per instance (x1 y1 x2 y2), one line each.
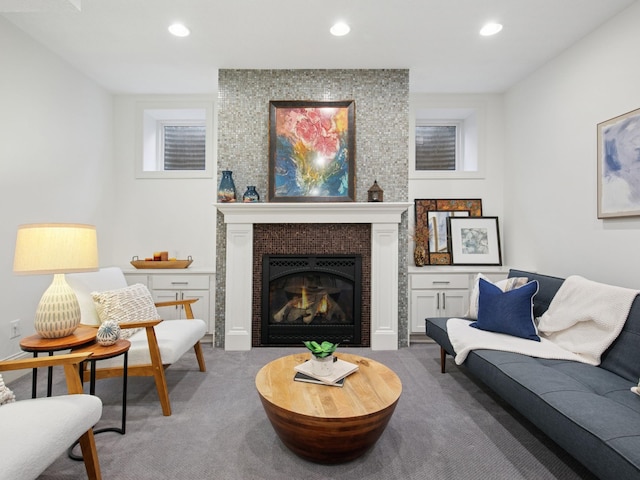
0 353 102 480
67 267 207 416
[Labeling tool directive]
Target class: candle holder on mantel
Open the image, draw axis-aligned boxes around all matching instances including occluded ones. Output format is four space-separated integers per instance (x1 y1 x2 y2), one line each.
367 180 384 202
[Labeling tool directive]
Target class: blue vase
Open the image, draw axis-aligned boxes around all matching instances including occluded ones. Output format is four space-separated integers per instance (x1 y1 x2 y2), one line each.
243 186 260 203
217 170 237 203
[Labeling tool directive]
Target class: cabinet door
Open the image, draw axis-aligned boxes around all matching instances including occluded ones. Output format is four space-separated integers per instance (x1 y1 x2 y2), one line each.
440 290 468 318
152 290 183 320
180 290 209 321
152 289 209 321
410 290 439 333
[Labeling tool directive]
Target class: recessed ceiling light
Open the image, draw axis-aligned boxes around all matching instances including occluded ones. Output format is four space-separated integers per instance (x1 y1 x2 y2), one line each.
480 22 503 36
330 22 350 37
168 23 190 37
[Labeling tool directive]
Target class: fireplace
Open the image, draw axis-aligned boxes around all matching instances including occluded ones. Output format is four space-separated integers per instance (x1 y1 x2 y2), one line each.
262 254 362 346
215 202 410 351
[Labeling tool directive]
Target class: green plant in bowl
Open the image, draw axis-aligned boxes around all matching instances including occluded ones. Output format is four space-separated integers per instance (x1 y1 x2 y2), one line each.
303 340 338 358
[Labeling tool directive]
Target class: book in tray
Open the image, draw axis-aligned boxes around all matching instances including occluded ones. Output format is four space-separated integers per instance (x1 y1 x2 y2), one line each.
294 358 359 386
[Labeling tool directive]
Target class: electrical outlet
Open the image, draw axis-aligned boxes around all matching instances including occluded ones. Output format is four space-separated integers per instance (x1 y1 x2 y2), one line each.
10 319 20 339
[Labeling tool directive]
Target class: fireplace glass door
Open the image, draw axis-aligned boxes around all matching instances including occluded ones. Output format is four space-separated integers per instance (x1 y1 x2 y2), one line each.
262 255 362 346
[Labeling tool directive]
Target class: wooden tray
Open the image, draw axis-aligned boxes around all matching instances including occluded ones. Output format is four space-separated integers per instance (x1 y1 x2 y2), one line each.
130 257 193 269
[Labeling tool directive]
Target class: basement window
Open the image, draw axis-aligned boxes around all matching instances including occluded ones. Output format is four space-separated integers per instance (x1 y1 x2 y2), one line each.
159 122 206 171
415 122 461 171
410 102 484 179
136 102 213 179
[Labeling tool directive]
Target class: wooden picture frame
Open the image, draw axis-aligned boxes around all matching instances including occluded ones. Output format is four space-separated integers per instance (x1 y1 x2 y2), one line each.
597 106 640 218
268 100 355 202
414 199 483 265
448 216 502 266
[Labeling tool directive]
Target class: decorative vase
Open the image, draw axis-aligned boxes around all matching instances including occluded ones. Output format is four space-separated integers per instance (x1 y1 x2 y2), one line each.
96 320 121 346
414 244 426 267
217 170 237 203
310 354 334 377
242 186 260 203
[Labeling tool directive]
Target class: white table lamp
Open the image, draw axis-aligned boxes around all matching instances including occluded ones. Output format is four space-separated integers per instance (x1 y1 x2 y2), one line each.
13 223 99 338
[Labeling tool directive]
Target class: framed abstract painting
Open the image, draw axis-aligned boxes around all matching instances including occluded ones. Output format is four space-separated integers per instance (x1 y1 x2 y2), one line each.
268 100 355 202
597 107 640 218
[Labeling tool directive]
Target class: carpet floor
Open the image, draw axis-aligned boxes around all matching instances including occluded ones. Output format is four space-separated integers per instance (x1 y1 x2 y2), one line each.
9 343 596 480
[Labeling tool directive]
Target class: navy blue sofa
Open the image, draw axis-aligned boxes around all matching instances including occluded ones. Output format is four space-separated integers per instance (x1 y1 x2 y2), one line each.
425 269 640 480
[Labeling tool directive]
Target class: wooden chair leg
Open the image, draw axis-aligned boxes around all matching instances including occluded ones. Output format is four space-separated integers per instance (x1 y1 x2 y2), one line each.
193 341 206 372
440 347 447 374
78 429 102 480
145 326 172 416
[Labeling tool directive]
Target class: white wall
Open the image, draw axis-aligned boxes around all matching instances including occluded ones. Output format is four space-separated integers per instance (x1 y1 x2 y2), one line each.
111 95 217 269
504 1 640 288
0 17 114 359
409 93 506 258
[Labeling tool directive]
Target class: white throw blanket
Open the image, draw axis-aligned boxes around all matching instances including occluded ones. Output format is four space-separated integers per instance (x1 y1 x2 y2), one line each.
448 275 639 366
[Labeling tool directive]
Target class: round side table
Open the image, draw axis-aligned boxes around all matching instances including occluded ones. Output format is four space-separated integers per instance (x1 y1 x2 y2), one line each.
68 339 131 461
19 325 97 398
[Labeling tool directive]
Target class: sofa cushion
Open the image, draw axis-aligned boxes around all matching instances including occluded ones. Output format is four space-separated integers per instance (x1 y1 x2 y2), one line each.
601 295 640 383
471 278 540 341
467 273 529 319
92 283 160 339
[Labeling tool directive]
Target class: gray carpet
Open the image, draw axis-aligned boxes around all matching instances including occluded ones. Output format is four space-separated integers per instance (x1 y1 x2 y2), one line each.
9 343 596 480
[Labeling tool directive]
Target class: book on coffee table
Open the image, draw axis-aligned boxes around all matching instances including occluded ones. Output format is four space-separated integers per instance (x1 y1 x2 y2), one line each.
294 371 345 387
294 358 359 386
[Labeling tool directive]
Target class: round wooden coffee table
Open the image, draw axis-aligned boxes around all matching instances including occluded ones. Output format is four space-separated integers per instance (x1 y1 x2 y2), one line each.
255 352 402 464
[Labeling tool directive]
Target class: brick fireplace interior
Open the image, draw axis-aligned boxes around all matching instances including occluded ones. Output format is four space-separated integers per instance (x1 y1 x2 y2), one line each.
252 223 371 347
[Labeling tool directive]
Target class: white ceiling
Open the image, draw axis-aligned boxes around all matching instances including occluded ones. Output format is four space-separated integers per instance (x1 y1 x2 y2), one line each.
2 0 636 95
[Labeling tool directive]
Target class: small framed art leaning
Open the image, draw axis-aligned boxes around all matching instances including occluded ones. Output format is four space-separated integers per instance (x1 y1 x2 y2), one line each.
268 100 355 202
414 199 483 265
448 216 502 266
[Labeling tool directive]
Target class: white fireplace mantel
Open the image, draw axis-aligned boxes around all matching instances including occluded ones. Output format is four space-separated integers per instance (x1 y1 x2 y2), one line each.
215 202 412 351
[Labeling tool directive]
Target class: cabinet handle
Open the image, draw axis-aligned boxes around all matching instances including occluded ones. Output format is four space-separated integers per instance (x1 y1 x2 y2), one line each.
442 292 446 310
175 292 179 310
432 281 451 285
171 281 189 285
437 292 440 310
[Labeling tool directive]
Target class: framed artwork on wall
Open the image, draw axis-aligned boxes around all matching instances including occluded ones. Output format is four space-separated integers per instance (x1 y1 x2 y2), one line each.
414 199 483 265
268 100 355 202
448 216 502 266
598 106 640 218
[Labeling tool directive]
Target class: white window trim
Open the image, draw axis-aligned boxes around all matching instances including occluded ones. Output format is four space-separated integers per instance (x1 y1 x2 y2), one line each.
409 98 486 180
135 100 214 179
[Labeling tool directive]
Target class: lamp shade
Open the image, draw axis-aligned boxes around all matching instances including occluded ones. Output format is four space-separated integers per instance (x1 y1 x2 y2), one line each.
13 223 99 338
13 223 99 274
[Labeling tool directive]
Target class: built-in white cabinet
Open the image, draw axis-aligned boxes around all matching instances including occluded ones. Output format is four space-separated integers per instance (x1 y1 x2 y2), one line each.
123 268 215 337
409 268 509 335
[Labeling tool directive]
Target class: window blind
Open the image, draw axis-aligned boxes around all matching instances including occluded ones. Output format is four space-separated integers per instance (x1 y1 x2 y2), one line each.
163 125 206 171
415 125 456 171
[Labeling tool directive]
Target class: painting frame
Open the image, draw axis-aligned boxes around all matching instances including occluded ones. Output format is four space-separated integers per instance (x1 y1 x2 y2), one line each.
268 100 356 202
414 199 483 265
448 216 502 266
597 106 640 218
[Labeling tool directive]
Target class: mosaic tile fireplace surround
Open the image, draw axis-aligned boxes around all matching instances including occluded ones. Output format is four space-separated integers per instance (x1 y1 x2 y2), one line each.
216 202 410 350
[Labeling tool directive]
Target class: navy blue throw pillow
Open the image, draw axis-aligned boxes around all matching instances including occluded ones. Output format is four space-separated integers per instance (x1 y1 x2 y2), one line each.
470 278 540 341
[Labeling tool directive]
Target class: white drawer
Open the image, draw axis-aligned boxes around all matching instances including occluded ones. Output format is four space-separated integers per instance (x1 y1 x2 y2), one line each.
151 275 210 290
411 273 469 290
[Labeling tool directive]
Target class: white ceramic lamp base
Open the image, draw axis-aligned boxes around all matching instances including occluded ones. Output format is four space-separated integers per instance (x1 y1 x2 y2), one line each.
34 273 81 338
